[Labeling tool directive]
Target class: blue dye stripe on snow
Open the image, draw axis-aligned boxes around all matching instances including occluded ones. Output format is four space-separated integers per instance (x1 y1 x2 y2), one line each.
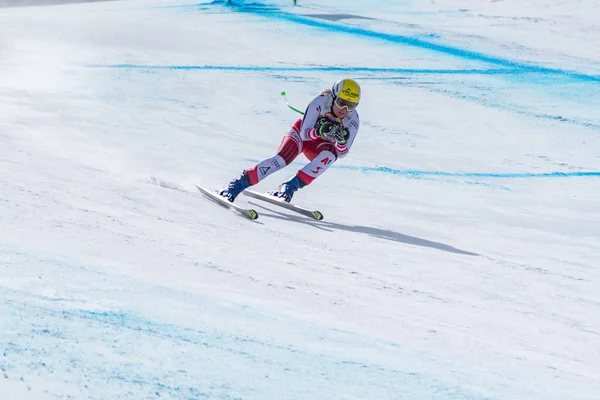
401 84 600 130
90 63 599 129
245 159 600 180
1 284 496 400
89 65 518 75
212 1 600 83
335 165 600 178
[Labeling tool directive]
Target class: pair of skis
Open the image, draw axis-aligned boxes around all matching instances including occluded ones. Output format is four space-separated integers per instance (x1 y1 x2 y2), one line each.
196 185 324 221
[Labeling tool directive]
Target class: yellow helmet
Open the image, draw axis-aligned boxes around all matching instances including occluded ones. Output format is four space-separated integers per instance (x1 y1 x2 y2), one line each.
332 78 361 104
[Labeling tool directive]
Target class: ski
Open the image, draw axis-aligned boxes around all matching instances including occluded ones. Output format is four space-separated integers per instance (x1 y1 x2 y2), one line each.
196 185 259 220
242 190 324 221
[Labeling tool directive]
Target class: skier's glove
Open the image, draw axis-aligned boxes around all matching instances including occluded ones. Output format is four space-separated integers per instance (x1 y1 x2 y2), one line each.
316 118 338 140
330 127 349 145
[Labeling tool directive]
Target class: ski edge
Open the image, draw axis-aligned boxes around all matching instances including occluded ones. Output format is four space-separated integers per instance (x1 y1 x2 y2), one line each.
242 190 324 221
196 185 259 220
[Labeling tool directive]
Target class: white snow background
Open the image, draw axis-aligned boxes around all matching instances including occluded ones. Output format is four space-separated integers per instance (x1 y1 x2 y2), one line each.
1 0 599 399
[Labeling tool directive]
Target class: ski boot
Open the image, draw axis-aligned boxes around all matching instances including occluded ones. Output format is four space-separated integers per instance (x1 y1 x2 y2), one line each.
270 174 306 203
219 171 251 202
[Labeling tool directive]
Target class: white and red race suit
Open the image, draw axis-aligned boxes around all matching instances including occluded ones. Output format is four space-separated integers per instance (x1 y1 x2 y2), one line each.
246 90 360 186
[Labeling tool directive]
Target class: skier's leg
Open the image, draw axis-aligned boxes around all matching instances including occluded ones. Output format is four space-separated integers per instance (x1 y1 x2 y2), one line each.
271 142 337 202
246 130 302 184
219 130 302 202
296 142 337 185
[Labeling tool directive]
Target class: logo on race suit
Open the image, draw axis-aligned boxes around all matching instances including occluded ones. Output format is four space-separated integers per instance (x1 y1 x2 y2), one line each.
259 166 271 176
311 156 332 174
273 159 281 169
341 87 359 101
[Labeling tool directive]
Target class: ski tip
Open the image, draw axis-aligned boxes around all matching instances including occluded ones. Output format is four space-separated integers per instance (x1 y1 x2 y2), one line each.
247 209 259 220
312 211 324 221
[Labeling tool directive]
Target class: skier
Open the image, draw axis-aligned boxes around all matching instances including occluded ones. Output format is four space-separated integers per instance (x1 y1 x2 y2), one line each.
219 78 361 203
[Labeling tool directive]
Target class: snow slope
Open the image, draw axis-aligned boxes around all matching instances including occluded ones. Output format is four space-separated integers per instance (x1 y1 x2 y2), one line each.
1 0 599 399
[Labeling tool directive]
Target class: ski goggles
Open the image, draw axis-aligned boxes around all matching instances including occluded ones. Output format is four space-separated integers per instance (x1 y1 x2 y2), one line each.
334 97 358 111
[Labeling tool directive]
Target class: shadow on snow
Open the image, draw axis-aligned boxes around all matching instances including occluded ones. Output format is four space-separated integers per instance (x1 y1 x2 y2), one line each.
249 202 479 257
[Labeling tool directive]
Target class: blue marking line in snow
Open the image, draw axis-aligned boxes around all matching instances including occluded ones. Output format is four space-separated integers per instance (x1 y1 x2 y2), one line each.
1 282 495 400
412 85 600 130
245 159 600 184
210 1 600 83
91 2 600 129
335 165 600 179
91 62 599 129
89 65 518 75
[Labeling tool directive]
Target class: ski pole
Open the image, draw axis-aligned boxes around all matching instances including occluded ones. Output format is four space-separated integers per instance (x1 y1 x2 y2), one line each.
280 91 304 115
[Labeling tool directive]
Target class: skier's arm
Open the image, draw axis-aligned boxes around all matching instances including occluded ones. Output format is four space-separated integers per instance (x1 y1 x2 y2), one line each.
300 94 329 141
335 114 359 158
